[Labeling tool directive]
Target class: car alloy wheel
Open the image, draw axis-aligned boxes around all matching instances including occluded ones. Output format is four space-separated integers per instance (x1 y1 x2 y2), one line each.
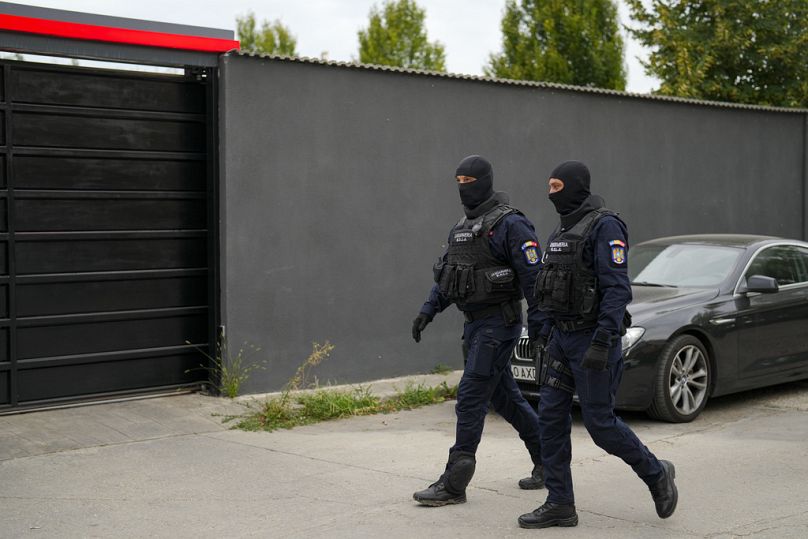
648 335 711 423
669 344 709 416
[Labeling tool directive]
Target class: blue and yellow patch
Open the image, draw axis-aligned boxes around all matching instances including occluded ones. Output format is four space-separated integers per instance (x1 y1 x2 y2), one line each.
609 240 626 265
521 240 540 265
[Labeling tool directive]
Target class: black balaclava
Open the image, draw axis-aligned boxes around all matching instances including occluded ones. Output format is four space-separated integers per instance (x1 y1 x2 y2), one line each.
548 160 591 215
456 155 494 209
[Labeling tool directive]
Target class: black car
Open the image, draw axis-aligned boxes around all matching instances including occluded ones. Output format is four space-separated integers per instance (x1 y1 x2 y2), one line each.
511 234 808 422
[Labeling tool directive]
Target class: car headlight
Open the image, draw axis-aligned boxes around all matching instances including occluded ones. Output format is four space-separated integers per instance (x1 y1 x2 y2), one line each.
621 327 645 351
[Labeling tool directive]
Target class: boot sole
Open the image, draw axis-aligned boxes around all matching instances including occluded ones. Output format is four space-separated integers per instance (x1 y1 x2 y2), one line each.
413 494 466 507
658 461 678 519
518 514 579 529
518 481 545 490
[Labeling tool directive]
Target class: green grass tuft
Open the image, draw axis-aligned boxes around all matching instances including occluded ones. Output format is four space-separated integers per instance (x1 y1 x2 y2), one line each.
429 363 454 375
229 381 458 432
186 338 265 399
297 387 381 422
382 381 457 411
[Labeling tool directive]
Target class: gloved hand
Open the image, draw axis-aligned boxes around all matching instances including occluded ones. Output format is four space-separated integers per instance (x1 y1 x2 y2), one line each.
411 313 433 343
581 342 609 370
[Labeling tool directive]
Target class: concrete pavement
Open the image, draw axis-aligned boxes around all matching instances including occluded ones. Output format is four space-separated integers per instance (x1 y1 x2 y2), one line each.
1 373 807 538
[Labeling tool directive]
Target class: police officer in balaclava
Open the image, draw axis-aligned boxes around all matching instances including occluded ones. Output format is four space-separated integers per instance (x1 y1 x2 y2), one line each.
517 161 678 529
411 155 547 506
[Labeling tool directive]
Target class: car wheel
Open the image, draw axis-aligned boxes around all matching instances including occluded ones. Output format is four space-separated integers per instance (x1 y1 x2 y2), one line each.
647 335 711 423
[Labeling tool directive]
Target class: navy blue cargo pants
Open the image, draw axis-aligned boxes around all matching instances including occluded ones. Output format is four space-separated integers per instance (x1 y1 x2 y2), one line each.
539 328 663 505
450 316 541 461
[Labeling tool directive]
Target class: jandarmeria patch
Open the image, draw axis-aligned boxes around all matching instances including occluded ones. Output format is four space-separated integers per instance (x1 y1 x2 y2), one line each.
609 240 626 265
521 240 540 265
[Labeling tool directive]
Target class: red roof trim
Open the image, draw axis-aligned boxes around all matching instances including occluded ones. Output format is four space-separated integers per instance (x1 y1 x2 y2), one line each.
0 13 239 52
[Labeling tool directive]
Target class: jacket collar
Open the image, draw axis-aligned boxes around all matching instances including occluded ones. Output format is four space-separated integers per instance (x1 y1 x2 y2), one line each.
559 194 605 231
463 191 509 219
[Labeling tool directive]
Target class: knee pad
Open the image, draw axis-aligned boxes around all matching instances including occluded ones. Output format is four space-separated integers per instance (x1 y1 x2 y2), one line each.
445 451 476 494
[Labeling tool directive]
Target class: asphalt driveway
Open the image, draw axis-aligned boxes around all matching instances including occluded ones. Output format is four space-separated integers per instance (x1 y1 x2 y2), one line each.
1 373 807 538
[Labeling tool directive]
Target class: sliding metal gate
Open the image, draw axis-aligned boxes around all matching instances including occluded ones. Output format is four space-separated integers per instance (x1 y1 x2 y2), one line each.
0 60 215 410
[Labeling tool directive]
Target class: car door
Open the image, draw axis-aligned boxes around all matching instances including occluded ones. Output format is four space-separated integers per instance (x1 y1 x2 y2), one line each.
734 244 808 380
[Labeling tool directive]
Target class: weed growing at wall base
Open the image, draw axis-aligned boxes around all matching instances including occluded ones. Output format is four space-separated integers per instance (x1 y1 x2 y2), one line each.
430 363 453 375
230 381 458 432
186 338 266 399
382 381 457 411
281 341 335 403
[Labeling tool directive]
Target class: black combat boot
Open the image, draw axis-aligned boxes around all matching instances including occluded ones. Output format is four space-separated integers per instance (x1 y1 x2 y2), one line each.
518 463 545 490
518 502 578 529
413 451 476 507
649 460 678 518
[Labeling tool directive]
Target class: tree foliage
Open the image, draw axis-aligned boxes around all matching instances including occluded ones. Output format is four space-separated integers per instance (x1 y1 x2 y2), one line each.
626 0 808 107
236 12 298 56
485 0 626 90
357 0 446 72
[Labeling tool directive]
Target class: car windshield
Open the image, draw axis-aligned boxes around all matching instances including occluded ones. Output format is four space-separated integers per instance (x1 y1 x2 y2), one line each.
629 243 743 288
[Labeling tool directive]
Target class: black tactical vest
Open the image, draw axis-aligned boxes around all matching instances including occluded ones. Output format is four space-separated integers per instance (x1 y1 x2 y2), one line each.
534 208 618 321
433 204 522 308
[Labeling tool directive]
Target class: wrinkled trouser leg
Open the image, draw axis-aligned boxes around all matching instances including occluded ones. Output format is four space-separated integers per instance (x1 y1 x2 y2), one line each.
571 331 663 486
489 357 542 461
540 329 664 505
538 335 575 504
451 317 524 455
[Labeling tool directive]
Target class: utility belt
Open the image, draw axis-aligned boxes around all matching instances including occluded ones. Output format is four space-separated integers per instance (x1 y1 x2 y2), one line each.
551 310 632 335
552 318 597 333
462 300 521 325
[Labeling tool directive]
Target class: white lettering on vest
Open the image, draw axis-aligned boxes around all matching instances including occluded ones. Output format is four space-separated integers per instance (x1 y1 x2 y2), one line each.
549 241 571 252
454 232 474 243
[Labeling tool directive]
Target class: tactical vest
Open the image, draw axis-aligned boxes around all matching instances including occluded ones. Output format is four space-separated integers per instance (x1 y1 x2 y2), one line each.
433 204 522 308
534 209 618 321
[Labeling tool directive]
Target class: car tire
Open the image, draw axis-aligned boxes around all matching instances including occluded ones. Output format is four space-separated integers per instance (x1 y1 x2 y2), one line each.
647 335 711 423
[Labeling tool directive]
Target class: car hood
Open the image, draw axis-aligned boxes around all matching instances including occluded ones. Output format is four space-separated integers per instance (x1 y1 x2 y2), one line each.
628 285 719 322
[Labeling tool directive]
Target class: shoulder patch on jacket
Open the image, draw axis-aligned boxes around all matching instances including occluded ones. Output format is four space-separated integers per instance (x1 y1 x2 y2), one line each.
521 240 540 265
609 240 626 265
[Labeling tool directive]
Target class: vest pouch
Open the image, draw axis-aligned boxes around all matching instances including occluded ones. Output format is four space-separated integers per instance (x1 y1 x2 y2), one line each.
484 268 516 293
438 264 457 299
439 264 476 300
580 285 597 314
447 266 459 298
432 258 446 283
457 265 475 298
550 269 573 310
534 268 550 300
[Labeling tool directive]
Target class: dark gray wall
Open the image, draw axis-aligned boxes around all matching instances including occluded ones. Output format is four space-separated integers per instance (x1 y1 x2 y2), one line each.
219 54 808 393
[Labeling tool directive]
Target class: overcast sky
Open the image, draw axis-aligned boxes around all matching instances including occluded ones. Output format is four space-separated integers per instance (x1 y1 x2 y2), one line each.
16 0 659 92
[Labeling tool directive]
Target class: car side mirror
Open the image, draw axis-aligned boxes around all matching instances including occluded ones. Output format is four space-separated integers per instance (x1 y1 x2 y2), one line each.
746 275 779 294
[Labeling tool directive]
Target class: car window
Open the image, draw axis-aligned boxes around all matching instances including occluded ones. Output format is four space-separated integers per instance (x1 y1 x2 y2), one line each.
630 244 742 287
793 246 808 283
745 245 806 286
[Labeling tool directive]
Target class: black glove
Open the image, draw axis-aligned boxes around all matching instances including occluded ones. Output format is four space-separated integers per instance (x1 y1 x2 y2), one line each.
581 342 609 371
411 313 433 343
